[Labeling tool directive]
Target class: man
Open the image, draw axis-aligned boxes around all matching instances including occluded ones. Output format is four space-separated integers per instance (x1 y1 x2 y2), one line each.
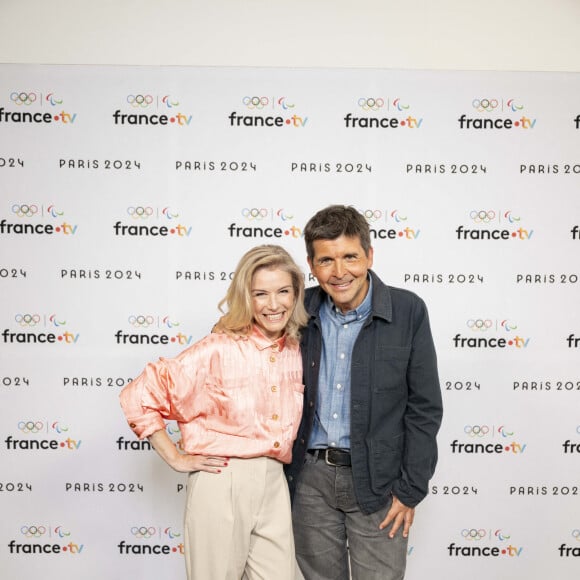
286 205 443 580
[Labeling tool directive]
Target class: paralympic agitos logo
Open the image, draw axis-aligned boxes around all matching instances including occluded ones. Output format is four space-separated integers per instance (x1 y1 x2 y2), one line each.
447 528 524 558
0 91 77 125
113 205 192 237
113 93 192 126
8 524 84 555
228 96 308 128
453 317 530 349
2 313 80 345
344 97 423 129
1 203 78 236
458 97 536 130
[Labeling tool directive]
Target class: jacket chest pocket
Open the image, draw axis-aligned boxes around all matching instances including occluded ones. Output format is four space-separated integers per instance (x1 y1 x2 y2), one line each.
372 346 410 392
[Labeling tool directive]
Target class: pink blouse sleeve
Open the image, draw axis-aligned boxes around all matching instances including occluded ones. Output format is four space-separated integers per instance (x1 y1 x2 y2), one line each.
119 339 216 439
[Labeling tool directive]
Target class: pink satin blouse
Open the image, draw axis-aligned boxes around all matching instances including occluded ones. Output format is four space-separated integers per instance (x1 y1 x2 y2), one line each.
119 326 304 464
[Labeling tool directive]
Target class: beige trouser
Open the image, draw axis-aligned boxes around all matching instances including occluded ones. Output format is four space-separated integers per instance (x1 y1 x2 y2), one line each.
184 456 298 580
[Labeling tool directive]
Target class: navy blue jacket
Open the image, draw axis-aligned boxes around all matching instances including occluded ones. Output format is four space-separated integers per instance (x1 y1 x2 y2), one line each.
285 270 443 514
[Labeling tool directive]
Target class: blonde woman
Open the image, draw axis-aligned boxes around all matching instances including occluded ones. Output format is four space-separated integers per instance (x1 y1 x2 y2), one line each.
120 245 307 580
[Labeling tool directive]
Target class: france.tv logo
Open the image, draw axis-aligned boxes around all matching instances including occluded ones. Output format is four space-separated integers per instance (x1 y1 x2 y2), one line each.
458 97 536 130
229 95 307 128
0 203 78 236
456 210 533 241
113 93 192 126
5 420 82 451
113 205 192 237
118 525 184 555
0 91 77 125
448 528 523 557
115 314 193 345
345 96 422 129
2 313 80 345
227 208 302 239
8 524 84 555
450 424 527 455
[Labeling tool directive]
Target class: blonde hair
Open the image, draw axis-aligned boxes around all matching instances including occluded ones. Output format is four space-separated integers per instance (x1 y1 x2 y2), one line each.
214 245 308 342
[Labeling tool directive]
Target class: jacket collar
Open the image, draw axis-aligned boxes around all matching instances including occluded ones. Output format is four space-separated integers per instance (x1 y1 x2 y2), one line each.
305 269 392 323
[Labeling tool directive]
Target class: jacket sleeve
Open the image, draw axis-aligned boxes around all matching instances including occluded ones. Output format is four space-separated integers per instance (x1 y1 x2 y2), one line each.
391 298 443 507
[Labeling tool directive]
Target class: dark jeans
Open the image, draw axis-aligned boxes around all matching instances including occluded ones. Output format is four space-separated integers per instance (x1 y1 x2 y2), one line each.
292 452 408 580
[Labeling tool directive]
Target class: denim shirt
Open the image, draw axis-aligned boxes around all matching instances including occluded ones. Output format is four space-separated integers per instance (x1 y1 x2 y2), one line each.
286 270 443 514
308 277 373 450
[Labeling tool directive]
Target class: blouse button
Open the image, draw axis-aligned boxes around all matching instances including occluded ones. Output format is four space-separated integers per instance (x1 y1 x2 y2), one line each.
270 356 276 362
272 414 279 420
129 423 137 428
273 441 280 448
271 386 278 392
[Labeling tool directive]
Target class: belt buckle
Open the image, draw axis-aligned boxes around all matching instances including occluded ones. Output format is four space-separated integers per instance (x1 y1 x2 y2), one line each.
324 449 338 467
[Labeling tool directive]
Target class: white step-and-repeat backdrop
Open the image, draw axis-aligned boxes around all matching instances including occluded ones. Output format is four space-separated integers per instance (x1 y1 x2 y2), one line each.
0 64 579 580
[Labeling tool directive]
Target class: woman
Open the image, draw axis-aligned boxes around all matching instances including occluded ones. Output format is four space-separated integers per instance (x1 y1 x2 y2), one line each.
120 244 308 580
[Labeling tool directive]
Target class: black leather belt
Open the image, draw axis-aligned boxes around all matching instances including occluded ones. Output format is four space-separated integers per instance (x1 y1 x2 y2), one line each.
308 448 351 467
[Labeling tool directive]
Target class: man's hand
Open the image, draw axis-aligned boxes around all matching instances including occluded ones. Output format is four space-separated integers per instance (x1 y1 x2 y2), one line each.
379 495 415 538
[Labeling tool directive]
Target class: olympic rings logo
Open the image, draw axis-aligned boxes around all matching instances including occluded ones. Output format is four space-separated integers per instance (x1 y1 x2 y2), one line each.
472 98 498 112
243 96 269 110
131 526 157 539
467 319 492 331
358 98 384 111
21 525 47 538
469 210 496 223
15 314 41 326
127 94 154 108
10 92 37 106
12 204 39 218
461 529 486 541
361 209 383 222
242 208 269 220
572 529 580 541
464 425 490 437
18 421 45 434
128 315 155 327
127 206 154 219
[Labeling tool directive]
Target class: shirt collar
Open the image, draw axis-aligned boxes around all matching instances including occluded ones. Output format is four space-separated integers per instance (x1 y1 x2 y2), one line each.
249 325 287 351
325 274 373 322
